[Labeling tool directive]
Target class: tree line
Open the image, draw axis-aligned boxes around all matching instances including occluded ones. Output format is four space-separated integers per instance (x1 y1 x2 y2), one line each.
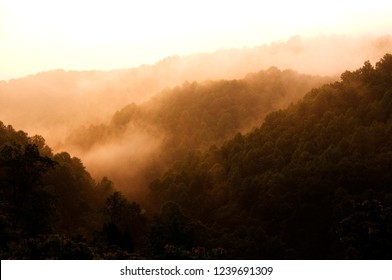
1 54 392 259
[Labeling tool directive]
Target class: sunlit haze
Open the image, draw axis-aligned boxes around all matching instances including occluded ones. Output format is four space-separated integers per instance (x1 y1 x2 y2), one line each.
3 0 392 262
1 0 391 80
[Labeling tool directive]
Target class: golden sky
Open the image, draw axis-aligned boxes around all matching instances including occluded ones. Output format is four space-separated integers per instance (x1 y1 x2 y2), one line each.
1 0 391 80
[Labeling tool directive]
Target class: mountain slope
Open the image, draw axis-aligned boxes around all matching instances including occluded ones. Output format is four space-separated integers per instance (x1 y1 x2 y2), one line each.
65 68 331 194
0 34 390 149
146 54 392 259
2 54 392 260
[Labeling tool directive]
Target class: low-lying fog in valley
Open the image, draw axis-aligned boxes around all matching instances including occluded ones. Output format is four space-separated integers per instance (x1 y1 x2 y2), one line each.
2 0 392 260
1 34 391 196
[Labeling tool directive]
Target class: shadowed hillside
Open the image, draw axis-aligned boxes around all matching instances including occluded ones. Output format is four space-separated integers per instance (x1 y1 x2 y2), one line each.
64 67 332 195
1 54 392 259
145 54 392 259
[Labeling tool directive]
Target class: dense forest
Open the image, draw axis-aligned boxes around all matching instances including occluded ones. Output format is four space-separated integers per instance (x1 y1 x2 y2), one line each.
146 54 392 259
1 54 392 259
66 68 331 195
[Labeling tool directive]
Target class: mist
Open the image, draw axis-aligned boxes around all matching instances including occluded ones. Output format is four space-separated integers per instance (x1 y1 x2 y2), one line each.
80 129 162 199
1 34 391 196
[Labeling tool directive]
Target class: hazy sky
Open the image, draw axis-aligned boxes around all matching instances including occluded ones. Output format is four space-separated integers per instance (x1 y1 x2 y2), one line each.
1 0 391 80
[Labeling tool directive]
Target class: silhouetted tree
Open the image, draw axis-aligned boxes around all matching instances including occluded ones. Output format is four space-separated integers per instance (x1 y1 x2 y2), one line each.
0 143 56 235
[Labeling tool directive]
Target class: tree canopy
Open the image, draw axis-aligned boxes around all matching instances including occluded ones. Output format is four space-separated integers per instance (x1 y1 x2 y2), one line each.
1 54 392 259
146 54 392 259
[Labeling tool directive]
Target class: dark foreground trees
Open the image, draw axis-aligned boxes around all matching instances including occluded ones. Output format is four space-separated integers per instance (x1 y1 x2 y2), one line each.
1 54 392 259
0 123 132 259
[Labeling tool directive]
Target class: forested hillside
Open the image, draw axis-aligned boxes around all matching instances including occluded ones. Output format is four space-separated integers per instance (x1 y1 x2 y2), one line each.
146 54 392 259
1 35 390 151
66 68 331 194
1 54 392 259
0 123 138 258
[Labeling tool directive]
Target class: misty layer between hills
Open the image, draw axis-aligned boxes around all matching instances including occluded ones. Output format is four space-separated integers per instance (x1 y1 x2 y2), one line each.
0 34 391 195
65 68 333 196
2 54 392 259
